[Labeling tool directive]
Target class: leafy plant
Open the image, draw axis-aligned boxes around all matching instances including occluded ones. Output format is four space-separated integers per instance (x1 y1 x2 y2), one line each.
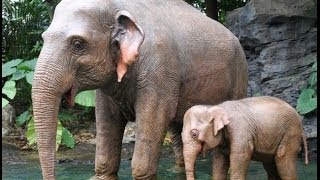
26 117 75 150
2 0 78 151
2 81 16 107
2 58 34 107
75 90 96 107
18 107 75 151
2 57 75 150
296 62 317 114
2 0 50 61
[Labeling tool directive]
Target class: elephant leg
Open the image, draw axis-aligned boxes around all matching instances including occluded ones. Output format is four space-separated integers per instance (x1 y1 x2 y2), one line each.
212 147 229 180
262 161 281 180
229 142 253 180
131 90 178 179
94 90 127 180
275 138 299 180
169 121 185 168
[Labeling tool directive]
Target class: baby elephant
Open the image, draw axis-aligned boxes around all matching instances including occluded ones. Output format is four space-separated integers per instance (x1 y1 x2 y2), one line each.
182 96 308 180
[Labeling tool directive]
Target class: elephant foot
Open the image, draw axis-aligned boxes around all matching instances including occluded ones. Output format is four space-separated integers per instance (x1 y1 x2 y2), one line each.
133 174 157 180
175 158 185 168
174 164 185 173
89 174 118 180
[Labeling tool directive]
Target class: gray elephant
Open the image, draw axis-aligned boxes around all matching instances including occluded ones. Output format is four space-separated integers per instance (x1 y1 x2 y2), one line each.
182 96 308 180
31 0 248 179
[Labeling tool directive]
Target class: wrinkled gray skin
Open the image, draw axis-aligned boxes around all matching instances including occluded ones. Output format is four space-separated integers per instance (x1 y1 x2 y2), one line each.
182 96 309 180
31 0 248 179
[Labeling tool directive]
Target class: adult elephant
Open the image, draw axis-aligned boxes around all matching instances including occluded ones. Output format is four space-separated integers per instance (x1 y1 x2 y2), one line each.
31 0 248 179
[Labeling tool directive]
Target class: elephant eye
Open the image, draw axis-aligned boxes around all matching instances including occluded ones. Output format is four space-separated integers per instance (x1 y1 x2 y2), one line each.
190 129 199 140
71 39 86 53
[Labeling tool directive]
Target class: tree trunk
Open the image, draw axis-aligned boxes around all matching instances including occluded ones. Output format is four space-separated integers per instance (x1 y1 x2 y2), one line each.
205 0 218 20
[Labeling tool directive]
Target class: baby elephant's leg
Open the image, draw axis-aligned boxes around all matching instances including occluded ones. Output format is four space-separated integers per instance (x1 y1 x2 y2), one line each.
212 148 229 180
229 141 254 180
275 134 300 180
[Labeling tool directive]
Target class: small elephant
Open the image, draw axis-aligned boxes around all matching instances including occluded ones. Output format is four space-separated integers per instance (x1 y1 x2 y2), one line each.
182 96 308 180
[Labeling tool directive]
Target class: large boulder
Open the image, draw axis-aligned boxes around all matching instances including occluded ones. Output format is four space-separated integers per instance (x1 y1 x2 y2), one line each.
225 0 317 140
2 104 16 138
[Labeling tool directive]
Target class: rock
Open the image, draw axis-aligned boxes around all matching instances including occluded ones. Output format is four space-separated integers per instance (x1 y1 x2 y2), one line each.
225 0 317 139
302 113 317 139
2 104 16 138
122 122 136 143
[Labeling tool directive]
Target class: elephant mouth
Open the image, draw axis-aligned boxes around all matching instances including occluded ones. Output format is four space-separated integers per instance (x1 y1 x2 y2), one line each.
64 83 78 107
199 142 205 154
200 142 209 158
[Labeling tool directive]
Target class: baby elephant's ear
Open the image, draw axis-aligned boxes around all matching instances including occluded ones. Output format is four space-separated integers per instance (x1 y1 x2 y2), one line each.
113 10 144 82
209 107 230 136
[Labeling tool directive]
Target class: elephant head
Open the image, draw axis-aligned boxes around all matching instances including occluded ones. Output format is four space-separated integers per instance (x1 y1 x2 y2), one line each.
182 105 230 180
31 0 144 178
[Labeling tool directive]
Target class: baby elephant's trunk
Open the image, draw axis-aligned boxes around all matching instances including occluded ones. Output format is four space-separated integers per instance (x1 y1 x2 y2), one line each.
302 132 309 165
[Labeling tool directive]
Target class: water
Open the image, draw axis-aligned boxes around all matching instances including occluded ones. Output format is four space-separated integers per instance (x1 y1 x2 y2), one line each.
2 158 316 180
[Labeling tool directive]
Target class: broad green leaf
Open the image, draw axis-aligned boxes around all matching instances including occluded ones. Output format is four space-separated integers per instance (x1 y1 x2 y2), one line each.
296 89 317 114
61 127 75 148
56 120 63 151
10 69 26 81
2 81 16 99
17 58 37 71
26 117 37 146
2 59 23 77
2 98 9 108
309 72 317 87
2 68 17 78
26 71 34 85
311 62 317 72
16 111 31 126
75 90 96 107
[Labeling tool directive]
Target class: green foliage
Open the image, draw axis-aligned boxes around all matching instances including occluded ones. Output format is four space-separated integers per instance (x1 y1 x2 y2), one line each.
58 111 77 121
187 0 247 23
62 127 76 148
2 0 50 61
75 90 96 107
56 121 63 151
2 57 75 150
25 115 75 151
16 110 31 126
218 0 247 23
2 80 17 107
26 117 37 148
2 58 35 107
2 59 23 77
296 62 317 114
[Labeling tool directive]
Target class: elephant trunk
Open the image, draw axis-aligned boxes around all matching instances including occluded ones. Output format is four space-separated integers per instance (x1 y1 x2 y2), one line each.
32 53 72 179
183 142 201 180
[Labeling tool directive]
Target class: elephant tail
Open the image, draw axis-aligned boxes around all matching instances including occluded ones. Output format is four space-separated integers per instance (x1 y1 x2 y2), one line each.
302 132 309 165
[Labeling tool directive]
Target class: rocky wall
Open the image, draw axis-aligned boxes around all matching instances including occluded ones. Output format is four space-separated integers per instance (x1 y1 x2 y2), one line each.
225 0 317 142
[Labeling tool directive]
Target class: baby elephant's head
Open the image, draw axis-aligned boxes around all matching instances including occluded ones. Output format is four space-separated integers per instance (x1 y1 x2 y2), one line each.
182 105 230 156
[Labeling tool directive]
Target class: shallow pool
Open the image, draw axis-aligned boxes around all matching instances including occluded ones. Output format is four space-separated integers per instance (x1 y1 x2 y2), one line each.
2 157 316 180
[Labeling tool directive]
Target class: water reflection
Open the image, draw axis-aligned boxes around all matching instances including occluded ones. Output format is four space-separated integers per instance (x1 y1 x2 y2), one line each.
2 157 316 180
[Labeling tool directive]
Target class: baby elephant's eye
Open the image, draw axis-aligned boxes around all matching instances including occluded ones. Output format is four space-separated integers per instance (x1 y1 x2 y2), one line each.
190 129 199 140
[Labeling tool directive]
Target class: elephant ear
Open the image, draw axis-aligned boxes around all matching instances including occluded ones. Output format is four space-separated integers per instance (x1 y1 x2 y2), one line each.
208 107 230 136
113 10 144 82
